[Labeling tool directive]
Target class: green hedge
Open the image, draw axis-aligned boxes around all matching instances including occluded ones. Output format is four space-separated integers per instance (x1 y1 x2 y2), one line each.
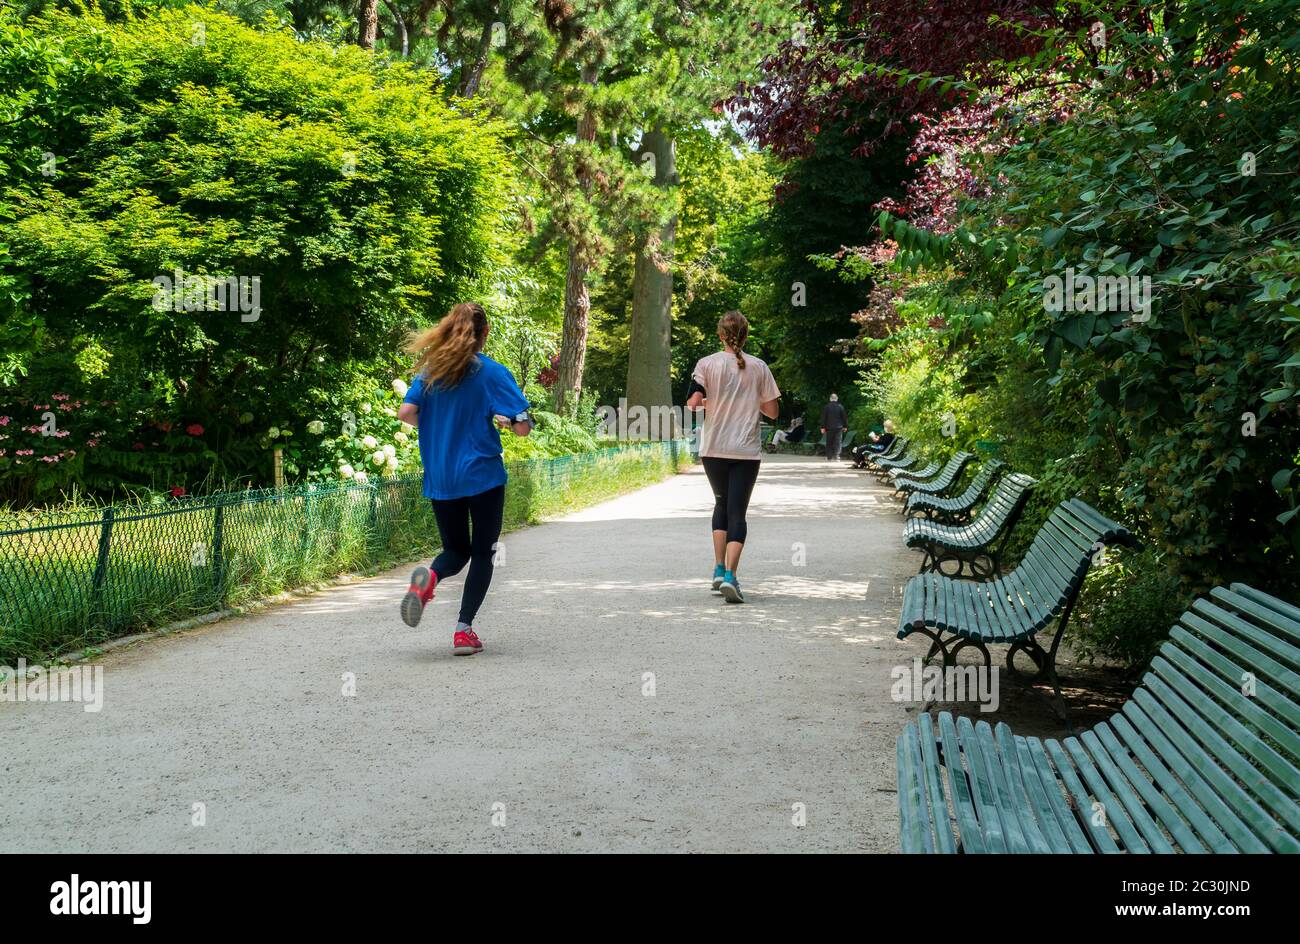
0 441 692 661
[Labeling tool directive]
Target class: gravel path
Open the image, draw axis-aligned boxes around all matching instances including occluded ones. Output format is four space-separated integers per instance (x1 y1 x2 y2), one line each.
0 454 924 852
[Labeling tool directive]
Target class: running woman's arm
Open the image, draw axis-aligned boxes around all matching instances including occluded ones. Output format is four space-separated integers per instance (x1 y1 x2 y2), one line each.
398 375 424 426
489 363 533 437
758 362 781 420
494 413 533 437
686 377 706 411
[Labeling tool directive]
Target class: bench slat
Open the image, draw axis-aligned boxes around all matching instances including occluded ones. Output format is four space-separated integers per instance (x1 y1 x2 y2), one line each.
938 712 989 853
917 714 957 853
1076 730 1178 852
1062 736 1151 852
1024 736 1097 853
1106 711 1237 852
1121 697 1277 852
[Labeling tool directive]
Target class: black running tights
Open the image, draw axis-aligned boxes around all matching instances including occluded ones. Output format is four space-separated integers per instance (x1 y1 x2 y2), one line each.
701 457 760 545
430 484 505 625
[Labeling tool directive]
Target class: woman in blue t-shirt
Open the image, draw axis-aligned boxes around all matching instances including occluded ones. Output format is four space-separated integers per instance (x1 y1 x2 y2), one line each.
396 302 533 655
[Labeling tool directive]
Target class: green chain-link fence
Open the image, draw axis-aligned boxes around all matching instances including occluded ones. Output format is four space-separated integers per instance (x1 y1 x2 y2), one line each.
0 440 691 661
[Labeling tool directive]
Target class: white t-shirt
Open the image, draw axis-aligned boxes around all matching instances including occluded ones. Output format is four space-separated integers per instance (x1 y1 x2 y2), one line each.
692 350 781 460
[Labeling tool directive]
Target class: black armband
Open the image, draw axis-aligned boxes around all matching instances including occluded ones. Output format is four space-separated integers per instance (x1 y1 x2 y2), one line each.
686 378 707 398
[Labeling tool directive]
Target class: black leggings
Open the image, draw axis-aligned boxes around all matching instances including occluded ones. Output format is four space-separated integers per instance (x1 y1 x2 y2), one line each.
430 484 505 625
701 457 760 545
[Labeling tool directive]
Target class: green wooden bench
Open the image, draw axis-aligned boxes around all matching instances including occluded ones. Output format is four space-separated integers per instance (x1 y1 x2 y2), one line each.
898 498 1138 719
854 435 908 470
897 583 1300 853
893 452 975 500
875 442 922 481
906 459 1004 524
889 458 941 486
902 472 1037 578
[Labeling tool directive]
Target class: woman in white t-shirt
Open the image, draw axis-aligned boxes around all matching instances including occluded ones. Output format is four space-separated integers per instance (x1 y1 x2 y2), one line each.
686 311 781 604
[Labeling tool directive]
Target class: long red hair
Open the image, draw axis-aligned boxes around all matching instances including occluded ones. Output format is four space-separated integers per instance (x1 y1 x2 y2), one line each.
407 302 489 387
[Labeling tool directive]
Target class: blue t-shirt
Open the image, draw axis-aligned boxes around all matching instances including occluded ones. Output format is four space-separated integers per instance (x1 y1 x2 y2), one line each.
403 355 530 500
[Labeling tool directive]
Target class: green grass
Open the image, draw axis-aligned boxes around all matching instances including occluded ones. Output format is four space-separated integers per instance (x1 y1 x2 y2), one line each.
0 441 692 662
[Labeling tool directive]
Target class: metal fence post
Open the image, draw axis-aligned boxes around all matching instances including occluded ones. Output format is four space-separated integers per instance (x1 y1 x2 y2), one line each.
366 483 379 558
212 499 226 605
91 506 115 603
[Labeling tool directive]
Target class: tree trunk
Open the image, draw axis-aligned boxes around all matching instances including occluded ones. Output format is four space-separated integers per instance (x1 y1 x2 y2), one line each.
626 127 678 436
382 0 408 57
459 19 495 98
555 61 600 414
358 0 378 49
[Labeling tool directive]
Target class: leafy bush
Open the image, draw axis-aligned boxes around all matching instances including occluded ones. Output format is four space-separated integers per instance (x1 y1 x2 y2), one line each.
0 7 512 502
851 0 1300 665
1072 552 1189 672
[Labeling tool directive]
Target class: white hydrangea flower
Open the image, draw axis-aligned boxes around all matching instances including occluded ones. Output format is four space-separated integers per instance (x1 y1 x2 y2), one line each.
361 435 378 449
306 420 325 435
371 450 385 467
360 402 372 414
392 379 408 397
268 427 280 439
354 471 369 485
385 458 399 474
394 431 408 444
382 443 396 458
339 464 354 479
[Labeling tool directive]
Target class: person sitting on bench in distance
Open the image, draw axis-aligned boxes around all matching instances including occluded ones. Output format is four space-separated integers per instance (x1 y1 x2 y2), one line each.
851 419 896 467
769 416 805 450
866 419 896 453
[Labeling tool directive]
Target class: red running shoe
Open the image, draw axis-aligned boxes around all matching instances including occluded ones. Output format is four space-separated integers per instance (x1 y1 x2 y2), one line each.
400 566 437 627
452 628 483 656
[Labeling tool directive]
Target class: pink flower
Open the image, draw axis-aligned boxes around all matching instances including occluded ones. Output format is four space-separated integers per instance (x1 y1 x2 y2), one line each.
52 393 69 401
0 416 9 426
170 486 186 498
186 424 204 436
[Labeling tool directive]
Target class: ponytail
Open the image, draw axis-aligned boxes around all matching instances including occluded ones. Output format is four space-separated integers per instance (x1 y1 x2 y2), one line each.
719 309 749 370
407 302 489 388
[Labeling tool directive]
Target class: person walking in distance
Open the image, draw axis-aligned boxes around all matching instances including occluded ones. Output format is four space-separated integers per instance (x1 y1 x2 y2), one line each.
396 302 534 655
686 310 781 604
820 393 849 461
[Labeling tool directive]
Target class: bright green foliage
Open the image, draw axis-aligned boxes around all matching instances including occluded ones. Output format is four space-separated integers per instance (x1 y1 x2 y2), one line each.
0 7 512 501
